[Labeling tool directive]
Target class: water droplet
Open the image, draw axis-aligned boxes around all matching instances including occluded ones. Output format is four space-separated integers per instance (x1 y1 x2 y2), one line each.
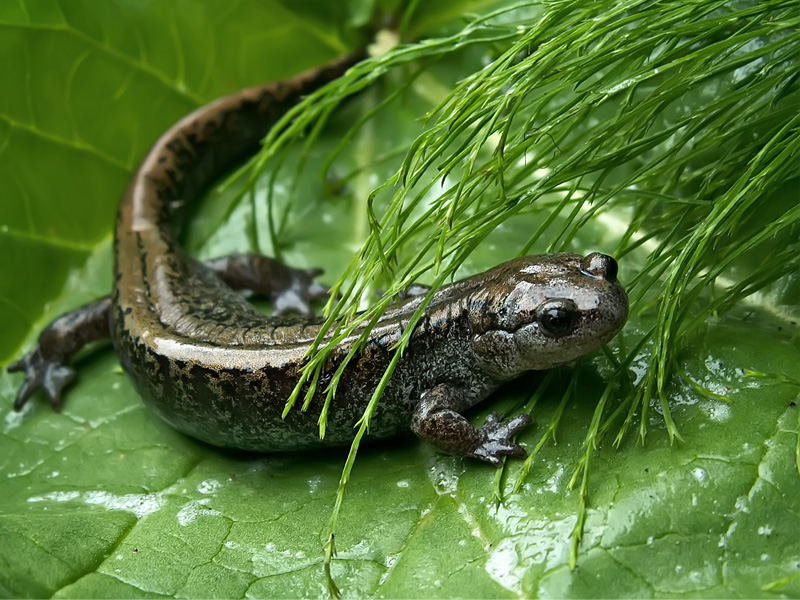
691 467 709 487
197 479 221 494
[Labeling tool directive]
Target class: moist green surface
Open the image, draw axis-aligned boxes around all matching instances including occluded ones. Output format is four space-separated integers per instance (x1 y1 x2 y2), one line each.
1 1 799 598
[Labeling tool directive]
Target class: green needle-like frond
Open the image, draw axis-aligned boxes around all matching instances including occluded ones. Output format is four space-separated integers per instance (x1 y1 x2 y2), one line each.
241 0 799 569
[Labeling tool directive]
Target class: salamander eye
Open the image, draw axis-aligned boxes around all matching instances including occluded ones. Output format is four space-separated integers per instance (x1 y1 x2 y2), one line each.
537 299 578 337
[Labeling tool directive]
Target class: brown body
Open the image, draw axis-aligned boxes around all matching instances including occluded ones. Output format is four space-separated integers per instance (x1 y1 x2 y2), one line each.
9 55 628 465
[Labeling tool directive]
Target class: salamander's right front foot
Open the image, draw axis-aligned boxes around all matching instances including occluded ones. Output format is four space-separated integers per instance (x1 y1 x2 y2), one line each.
411 384 533 467
7 348 75 411
471 412 532 467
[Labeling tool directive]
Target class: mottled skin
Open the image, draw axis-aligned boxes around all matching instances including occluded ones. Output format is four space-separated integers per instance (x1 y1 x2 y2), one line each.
8 54 629 466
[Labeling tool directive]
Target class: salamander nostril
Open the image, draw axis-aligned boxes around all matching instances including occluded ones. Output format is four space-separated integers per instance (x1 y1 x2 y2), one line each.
580 253 618 281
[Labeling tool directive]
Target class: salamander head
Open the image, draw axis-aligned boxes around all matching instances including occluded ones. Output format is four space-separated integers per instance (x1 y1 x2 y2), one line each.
470 252 628 379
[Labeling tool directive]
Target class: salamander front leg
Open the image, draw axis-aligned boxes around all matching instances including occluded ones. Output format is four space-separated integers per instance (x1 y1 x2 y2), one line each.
411 384 532 467
205 253 328 316
8 297 112 411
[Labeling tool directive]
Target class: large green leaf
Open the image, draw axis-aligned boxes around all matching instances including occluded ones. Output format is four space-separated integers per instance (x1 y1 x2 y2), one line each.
1 1 799 598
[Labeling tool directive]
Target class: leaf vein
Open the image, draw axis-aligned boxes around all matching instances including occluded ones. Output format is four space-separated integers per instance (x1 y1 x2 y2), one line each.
0 226 97 252
0 21 205 105
0 113 131 172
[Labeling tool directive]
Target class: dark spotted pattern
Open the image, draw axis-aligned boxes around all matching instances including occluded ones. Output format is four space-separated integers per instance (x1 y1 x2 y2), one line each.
8 53 629 465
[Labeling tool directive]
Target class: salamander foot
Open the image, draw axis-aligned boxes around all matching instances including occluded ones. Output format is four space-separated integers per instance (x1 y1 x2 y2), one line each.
7 297 112 411
273 267 329 317
471 412 532 467
8 349 75 411
205 254 328 316
412 384 533 467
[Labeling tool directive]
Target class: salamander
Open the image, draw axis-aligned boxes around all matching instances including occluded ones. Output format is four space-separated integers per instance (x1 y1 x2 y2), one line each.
7 52 628 466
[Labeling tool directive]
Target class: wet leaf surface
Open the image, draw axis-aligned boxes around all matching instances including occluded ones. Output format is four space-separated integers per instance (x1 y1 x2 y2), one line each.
2 1 799 598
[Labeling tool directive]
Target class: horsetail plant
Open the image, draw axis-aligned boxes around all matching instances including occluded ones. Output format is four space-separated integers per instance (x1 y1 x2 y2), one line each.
229 0 800 593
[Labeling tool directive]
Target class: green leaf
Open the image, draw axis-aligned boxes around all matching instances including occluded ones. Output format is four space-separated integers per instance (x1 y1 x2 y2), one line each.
2 1 799 599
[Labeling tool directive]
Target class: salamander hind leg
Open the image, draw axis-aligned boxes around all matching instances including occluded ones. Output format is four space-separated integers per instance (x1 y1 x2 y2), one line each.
205 253 328 316
411 384 533 467
7 297 112 411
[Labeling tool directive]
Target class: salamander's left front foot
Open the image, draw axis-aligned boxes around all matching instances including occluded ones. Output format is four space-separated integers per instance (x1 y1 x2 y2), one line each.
206 253 328 316
8 349 75 411
273 267 329 317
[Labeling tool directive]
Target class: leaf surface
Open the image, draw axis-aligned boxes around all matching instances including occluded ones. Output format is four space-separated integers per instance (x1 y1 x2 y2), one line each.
1 1 799 598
